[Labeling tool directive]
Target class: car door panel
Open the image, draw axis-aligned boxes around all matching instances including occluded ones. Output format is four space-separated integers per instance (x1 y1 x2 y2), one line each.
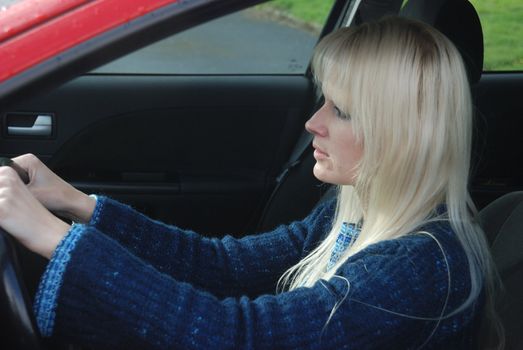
2 75 314 236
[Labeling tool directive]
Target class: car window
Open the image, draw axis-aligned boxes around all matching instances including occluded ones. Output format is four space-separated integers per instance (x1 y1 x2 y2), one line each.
93 0 336 75
469 0 522 71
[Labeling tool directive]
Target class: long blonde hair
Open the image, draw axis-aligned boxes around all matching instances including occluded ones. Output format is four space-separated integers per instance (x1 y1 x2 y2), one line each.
278 16 502 346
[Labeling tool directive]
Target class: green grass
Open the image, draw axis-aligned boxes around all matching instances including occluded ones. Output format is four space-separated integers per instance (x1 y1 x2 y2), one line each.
257 0 336 30
470 0 523 71
258 0 522 71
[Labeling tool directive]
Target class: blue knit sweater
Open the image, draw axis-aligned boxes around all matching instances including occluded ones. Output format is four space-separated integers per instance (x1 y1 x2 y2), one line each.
34 196 482 349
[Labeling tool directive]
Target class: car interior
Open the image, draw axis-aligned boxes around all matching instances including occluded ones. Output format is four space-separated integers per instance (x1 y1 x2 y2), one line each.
0 0 521 348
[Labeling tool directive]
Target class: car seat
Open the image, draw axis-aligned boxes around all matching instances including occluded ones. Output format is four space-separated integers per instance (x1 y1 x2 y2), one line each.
400 0 483 85
479 192 523 349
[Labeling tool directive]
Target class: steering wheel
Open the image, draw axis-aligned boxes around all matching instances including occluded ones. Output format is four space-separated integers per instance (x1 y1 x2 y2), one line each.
0 227 43 349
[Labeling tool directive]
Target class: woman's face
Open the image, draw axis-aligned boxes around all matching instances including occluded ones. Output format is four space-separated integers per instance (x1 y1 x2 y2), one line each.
305 98 363 185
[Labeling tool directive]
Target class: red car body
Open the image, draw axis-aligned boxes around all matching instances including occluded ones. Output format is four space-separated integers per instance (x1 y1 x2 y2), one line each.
0 0 180 84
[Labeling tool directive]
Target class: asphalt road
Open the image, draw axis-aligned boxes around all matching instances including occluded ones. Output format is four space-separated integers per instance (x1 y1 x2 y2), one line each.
95 10 319 74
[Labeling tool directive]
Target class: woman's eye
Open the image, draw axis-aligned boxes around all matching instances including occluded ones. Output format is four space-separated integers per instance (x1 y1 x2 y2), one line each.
333 105 350 120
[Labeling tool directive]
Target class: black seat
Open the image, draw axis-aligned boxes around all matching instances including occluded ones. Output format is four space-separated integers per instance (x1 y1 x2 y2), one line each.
479 192 523 349
400 0 484 85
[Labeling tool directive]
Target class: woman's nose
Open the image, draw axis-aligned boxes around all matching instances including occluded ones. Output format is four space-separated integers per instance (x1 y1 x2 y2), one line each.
305 109 328 137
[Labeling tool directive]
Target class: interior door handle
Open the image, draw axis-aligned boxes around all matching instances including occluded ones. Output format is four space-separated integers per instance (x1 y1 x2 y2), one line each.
7 115 53 136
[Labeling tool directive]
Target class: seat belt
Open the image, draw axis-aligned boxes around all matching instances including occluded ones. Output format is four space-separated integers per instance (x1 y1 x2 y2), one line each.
276 131 313 183
256 130 315 230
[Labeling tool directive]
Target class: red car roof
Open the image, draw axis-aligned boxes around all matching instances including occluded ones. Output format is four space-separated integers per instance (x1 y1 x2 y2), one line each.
0 0 180 83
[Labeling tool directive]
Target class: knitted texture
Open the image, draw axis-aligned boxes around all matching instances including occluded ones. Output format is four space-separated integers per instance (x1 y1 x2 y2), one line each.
87 196 334 298
33 224 86 336
35 197 482 349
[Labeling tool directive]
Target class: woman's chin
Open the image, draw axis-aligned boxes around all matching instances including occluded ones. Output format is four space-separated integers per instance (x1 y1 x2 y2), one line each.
313 164 356 186
312 164 331 183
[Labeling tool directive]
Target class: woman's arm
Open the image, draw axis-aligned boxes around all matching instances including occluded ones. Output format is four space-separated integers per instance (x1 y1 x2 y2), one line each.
88 196 335 297
12 153 334 296
35 224 478 349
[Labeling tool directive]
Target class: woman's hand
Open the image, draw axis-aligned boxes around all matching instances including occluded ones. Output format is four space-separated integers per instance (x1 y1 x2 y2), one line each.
0 166 70 259
12 154 96 223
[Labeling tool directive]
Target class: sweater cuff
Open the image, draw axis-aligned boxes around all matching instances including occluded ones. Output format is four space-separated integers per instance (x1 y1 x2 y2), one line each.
33 224 89 337
87 194 105 227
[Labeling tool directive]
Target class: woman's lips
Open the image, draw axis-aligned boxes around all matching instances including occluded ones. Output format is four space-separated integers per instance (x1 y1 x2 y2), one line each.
313 144 328 160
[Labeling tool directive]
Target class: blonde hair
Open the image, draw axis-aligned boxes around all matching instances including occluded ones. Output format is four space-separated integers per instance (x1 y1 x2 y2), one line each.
278 16 502 347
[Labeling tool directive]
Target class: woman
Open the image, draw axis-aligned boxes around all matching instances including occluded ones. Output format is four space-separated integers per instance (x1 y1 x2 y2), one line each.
0 17 499 349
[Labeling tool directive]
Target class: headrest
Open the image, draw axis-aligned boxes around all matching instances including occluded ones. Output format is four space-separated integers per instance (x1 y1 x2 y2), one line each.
400 0 484 84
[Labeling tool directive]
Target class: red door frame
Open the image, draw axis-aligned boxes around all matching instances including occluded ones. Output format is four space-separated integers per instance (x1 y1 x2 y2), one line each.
0 0 181 83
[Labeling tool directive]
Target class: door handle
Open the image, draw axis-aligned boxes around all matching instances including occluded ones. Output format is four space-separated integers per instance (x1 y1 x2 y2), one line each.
7 115 53 137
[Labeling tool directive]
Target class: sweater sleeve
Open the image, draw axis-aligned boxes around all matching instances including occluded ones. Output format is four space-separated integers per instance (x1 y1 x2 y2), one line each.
86 196 334 297
33 223 480 349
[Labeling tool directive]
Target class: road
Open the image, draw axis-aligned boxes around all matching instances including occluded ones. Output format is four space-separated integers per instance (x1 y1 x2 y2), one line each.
95 9 319 74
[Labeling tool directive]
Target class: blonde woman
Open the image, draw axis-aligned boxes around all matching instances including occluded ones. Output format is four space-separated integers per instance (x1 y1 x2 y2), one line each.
0 17 499 349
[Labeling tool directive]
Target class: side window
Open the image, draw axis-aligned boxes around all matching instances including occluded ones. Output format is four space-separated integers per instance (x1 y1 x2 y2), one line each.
93 0 336 75
470 0 523 71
